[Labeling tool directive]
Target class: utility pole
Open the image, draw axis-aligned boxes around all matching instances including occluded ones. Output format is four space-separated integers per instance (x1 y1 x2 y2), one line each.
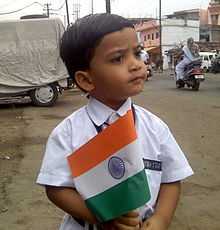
46 3 49 17
159 0 163 72
65 0 70 26
44 3 51 17
73 0 80 21
91 0 94 14
106 0 111 13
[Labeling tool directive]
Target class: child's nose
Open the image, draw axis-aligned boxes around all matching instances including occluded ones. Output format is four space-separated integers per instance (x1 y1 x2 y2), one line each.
128 55 143 72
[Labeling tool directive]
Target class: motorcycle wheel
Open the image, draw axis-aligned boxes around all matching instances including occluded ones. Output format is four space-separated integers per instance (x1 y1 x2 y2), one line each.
192 80 200 91
176 80 185 88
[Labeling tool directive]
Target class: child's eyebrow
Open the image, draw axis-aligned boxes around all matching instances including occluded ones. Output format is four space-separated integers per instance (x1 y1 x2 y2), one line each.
105 47 128 57
106 44 141 57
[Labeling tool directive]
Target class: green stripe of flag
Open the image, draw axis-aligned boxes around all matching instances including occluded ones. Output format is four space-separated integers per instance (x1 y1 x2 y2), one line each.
85 169 150 222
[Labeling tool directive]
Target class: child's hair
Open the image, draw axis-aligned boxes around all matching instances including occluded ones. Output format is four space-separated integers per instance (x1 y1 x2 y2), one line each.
60 13 134 83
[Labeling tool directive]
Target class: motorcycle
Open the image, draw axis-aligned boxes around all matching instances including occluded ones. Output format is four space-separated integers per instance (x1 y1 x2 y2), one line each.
176 59 205 91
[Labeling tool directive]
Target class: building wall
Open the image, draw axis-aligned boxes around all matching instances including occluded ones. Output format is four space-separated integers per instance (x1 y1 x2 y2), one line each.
200 9 209 25
162 19 200 46
212 27 220 41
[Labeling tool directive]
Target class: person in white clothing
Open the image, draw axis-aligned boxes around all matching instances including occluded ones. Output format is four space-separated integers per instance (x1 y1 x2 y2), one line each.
140 47 153 80
175 37 200 82
140 48 149 65
37 13 193 230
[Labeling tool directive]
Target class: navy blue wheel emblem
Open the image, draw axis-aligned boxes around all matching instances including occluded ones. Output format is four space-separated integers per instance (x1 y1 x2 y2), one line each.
108 156 125 179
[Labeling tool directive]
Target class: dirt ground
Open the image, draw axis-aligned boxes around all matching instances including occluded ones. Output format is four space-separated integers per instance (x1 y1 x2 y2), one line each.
0 72 220 230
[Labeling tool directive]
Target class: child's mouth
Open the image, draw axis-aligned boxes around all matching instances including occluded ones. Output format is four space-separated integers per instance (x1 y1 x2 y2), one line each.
130 75 146 82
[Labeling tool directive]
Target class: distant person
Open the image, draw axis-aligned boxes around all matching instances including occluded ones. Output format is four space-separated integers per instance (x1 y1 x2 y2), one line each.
140 47 150 64
155 56 163 71
37 13 193 230
175 37 200 83
168 55 172 70
140 47 152 79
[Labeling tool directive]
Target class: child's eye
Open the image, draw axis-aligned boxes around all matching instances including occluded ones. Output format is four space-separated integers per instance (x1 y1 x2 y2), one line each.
135 50 142 59
110 55 123 63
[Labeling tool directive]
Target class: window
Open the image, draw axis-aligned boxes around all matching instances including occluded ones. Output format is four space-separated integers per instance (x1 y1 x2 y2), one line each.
152 33 154 40
156 32 159 39
211 14 219 25
144 35 147 41
200 34 210 42
148 34 150 40
204 55 209 61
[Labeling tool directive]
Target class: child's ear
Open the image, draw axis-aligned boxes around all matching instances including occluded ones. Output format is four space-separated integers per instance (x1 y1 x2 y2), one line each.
75 71 95 92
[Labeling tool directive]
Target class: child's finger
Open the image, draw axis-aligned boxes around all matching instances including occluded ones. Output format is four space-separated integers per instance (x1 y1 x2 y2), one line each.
116 215 140 227
123 211 140 217
115 222 140 230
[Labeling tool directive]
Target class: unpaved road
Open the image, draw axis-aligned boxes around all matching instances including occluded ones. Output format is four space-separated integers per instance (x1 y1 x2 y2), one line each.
0 72 220 230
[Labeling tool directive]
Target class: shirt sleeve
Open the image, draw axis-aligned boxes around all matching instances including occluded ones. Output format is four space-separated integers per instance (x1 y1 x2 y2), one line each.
159 124 194 183
36 119 75 188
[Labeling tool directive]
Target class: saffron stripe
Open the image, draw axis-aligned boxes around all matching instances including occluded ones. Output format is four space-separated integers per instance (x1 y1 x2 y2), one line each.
68 110 136 177
85 169 151 222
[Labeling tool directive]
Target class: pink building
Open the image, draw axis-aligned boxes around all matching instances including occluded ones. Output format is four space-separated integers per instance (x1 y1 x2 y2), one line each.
200 1 220 42
208 0 220 25
135 20 161 66
135 20 160 49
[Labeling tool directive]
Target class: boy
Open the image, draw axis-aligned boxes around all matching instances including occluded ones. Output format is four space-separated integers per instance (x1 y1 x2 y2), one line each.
37 13 193 230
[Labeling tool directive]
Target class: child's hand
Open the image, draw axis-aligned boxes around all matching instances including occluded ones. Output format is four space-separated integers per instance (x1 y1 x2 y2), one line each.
140 214 168 230
101 211 141 230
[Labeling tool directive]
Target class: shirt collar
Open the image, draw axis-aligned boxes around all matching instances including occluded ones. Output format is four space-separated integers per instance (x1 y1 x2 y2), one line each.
86 97 132 127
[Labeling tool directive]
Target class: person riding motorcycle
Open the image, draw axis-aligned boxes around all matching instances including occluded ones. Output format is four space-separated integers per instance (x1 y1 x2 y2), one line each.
175 37 200 85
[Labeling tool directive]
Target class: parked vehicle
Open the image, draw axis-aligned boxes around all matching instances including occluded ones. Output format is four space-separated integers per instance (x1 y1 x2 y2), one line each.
199 52 216 72
0 18 69 106
210 56 220 73
176 59 205 91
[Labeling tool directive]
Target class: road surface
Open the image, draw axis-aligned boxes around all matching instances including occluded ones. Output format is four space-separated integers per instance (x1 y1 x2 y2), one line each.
0 72 220 230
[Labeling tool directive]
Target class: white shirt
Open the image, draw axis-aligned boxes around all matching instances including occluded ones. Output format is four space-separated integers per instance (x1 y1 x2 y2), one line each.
140 50 149 63
37 97 193 230
182 45 197 61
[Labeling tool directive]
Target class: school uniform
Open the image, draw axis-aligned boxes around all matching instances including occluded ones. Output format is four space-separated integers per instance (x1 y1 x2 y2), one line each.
37 97 193 230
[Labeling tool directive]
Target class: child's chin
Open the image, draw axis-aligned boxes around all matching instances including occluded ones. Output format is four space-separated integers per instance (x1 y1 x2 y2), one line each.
130 89 143 97
133 85 145 94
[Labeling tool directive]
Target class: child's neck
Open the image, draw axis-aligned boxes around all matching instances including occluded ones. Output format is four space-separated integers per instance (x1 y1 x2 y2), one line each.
91 96 127 111
107 101 125 111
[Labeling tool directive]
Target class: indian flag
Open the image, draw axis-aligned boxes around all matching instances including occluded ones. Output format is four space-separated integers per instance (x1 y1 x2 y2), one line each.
67 110 150 222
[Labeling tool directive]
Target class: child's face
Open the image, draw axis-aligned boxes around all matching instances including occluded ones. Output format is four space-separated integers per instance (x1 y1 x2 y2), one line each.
87 27 147 109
